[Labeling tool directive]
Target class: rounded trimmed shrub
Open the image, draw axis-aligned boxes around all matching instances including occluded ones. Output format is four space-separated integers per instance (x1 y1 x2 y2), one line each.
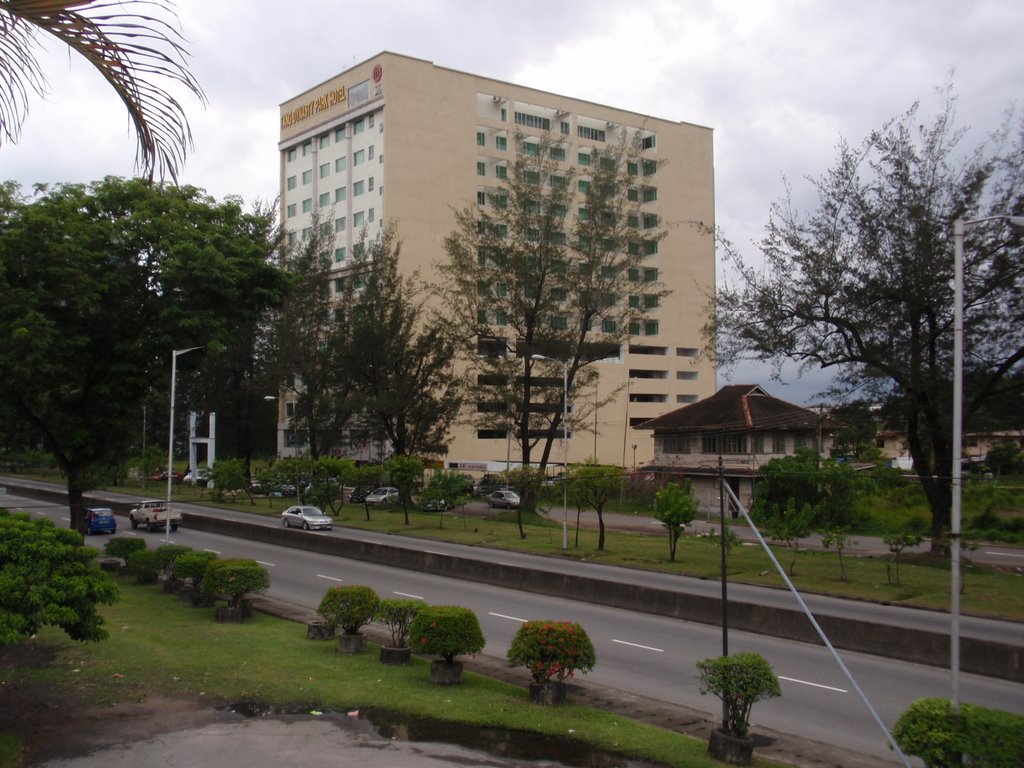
696 652 781 738
154 544 192 580
894 697 1024 768
376 598 421 648
409 605 484 664
203 561 270 608
507 620 596 683
125 549 160 584
174 551 218 588
317 585 380 635
104 537 147 560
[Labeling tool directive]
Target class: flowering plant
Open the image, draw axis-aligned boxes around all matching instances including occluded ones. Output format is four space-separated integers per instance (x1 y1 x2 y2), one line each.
507 621 596 683
408 605 484 663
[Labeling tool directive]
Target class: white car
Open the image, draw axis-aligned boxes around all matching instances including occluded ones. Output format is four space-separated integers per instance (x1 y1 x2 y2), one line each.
364 487 400 506
281 505 333 530
487 490 521 509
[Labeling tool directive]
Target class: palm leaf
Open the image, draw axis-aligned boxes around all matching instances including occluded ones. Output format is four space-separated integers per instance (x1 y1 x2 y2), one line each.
0 0 206 181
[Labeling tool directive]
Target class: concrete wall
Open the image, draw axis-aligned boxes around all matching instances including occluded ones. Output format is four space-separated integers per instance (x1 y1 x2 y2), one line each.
8 481 1020 683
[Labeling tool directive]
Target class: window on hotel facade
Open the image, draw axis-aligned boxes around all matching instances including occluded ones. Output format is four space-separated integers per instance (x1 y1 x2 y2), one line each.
627 187 638 202
353 211 364 227
353 181 364 196
514 112 550 131
368 176 374 191
645 320 659 336
772 433 787 453
335 217 346 232
496 135 507 150
319 192 329 207
476 161 486 177
319 163 330 178
644 294 659 309
335 157 346 172
644 267 658 282
353 149 364 166
286 175 296 190
353 118 364 134
286 148 297 162
335 126 345 141
301 226 312 241
577 125 606 142
335 247 346 262
368 208 374 222
642 159 657 176
302 141 311 156
319 134 330 149
301 170 312 185
550 146 566 161
368 113 375 128
476 131 485 146
560 121 570 135
477 191 486 206
287 231 296 246
368 145 374 160
286 203 296 218
301 198 312 213
335 187 346 202
578 151 591 166
643 186 658 202
642 134 656 150
495 164 508 179
643 213 659 229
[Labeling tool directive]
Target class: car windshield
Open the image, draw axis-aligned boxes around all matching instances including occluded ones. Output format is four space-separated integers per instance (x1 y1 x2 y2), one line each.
299 507 321 515
91 509 112 517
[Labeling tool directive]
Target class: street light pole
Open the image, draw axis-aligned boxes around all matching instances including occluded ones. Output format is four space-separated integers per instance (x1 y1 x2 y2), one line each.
950 214 1024 711
166 346 202 543
532 354 569 550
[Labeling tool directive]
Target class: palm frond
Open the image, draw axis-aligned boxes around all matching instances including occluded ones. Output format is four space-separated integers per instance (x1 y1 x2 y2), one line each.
0 0 206 182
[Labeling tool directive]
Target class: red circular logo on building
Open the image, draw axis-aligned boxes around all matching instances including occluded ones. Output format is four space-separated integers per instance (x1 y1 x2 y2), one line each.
373 64 383 82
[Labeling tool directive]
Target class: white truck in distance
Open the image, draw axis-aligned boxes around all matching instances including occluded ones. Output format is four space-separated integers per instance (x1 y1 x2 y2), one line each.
128 499 182 532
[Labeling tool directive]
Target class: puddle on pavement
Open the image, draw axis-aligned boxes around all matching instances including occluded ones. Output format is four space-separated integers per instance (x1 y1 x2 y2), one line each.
223 699 635 767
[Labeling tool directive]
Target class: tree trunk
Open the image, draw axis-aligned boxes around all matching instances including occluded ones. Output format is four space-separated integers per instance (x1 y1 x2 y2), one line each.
597 508 605 551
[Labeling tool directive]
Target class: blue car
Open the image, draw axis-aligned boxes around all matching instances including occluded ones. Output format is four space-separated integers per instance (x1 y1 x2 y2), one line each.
84 507 117 535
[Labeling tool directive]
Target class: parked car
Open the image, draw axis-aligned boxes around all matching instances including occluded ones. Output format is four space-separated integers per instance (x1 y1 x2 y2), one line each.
281 505 333 530
487 490 520 509
84 506 117 535
347 486 370 504
183 468 209 484
420 497 452 512
365 487 400 505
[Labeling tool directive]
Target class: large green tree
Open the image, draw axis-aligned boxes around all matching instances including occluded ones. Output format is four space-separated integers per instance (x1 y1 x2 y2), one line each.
341 221 463 458
0 177 287 531
440 130 666 484
711 88 1024 550
0 0 205 181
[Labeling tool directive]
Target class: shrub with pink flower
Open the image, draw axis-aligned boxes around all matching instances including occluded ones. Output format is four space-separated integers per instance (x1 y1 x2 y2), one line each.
507 620 596 683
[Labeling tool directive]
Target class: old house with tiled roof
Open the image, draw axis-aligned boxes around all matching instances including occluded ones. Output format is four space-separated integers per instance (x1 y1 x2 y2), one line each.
637 384 836 512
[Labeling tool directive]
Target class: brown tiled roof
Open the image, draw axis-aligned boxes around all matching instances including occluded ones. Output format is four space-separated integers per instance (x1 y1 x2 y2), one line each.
638 384 824 433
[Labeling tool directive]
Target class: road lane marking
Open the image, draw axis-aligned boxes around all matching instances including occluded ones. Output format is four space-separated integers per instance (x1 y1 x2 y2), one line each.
985 550 1024 559
203 548 221 554
394 592 423 600
256 560 276 567
317 574 344 582
490 612 528 623
425 550 447 556
778 676 847 693
612 639 663 653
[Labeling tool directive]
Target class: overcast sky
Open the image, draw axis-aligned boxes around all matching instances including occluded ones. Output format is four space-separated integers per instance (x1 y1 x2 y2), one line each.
3 0 1021 405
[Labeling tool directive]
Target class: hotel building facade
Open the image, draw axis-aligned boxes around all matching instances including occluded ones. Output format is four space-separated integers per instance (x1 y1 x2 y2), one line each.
277 52 715 472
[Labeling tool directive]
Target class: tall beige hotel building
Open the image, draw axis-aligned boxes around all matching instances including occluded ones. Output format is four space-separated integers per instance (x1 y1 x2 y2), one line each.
277 52 715 472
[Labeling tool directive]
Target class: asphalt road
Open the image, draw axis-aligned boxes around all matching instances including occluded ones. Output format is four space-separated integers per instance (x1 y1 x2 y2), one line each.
5 485 1023 765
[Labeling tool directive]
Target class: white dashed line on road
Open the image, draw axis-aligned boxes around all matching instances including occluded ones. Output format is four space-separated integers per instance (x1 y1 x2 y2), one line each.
394 592 423 600
779 676 847 693
612 639 664 653
317 574 344 582
490 612 528 623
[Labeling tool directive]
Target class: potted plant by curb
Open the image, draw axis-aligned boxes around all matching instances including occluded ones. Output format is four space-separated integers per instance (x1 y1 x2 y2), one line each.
154 544 192 592
203 559 270 623
507 620 596 705
173 551 218 607
408 605 485 684
104 537 147 573
125 548 160 584
317 585 380 653
376 598 421 665
696 652 781 765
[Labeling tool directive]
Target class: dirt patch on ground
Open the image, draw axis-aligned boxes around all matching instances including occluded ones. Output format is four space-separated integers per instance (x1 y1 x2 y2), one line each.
0 642 230 765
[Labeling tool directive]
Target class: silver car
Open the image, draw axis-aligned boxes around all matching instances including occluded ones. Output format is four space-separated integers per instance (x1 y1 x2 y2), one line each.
364 487 400 505
487 490 520 509
281 505 333 530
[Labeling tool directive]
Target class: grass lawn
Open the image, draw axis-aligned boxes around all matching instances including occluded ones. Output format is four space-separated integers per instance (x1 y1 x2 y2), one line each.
2 580 785 768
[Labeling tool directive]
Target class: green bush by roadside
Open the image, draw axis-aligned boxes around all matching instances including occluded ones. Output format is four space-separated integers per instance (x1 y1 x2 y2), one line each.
893 697 1024 768
104 537 147 560
409 605 484 664
125 549 160 584
317 585 380 635
507 621 596 683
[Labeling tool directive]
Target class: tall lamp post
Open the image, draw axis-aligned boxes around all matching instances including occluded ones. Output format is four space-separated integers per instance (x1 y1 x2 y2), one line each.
951 214 1024 711
532 354 569 550
166 346 202 542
